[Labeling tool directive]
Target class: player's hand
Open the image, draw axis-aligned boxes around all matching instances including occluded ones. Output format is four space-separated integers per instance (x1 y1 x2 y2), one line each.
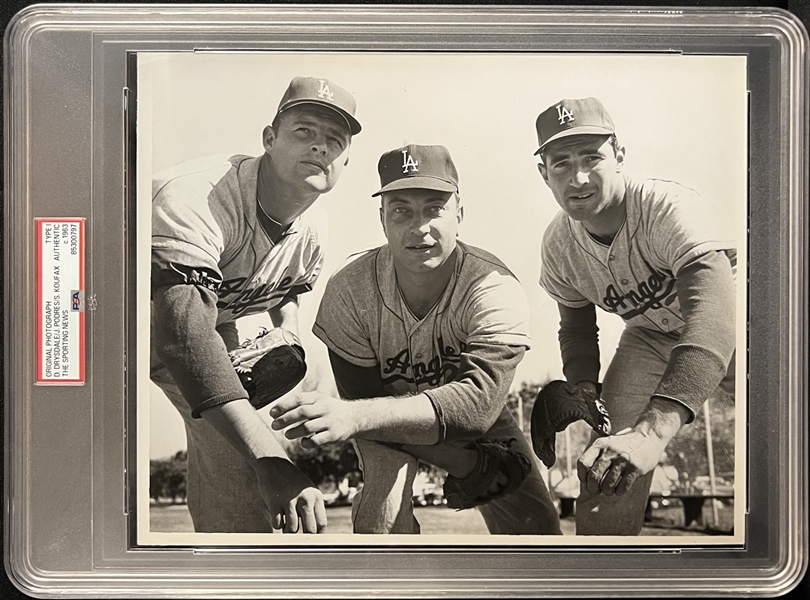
269 391 358 448
576 428 666 497
255 457 327 533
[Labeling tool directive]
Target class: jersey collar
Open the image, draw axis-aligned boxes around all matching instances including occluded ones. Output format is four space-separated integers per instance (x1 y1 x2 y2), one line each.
376 242 465 325
238 155 302 243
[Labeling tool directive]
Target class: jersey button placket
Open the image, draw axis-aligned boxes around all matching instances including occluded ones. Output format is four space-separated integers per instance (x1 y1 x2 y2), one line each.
606 255 620 297
409 324 425 392
406 331 417 392
415 324 437 392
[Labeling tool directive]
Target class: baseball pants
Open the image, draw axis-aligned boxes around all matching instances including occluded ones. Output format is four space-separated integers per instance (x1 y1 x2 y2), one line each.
575 325 736 536
351 410 562 535
150 319 275 533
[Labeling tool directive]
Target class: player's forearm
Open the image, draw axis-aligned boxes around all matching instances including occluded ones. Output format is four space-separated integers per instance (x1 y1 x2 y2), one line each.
153 284 291 466
268 295 300 335
423 344 525 442
632 396 691 446
558 303 601 388
329 342 523 444
351 394 441 445
654 252 736 420
329 352 473 473
328 352 439 444
153 282 248 416
202 398 293 462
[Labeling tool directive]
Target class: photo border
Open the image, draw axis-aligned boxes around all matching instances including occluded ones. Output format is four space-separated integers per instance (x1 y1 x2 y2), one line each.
134 49 749 549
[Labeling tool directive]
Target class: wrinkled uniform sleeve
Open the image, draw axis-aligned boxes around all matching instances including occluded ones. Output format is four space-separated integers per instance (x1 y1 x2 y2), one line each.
539 217 592 309
652 251 736 422
312 267 378 368
423 271 531 442
151 158 247 417
644 185 737 422
646 183 737 279
152 161 235 277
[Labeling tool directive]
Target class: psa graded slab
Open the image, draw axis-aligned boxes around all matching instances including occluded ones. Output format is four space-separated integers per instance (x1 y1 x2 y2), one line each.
3 5 807 598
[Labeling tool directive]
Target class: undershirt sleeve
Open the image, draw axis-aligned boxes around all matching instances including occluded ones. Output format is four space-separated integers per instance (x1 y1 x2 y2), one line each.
423 343 525 443
328 350 388 400
153 279 248 418
557 302 602 387
653 251 736 422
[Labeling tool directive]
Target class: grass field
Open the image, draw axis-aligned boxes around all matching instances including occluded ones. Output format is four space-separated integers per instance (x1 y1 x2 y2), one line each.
150 503 495 534
150 502 731 536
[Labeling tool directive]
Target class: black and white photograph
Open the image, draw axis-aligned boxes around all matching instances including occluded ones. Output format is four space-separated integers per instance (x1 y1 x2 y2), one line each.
135 51 748 546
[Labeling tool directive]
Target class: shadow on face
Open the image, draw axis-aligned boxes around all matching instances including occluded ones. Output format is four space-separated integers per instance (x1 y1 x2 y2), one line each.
379 188 463 273
262 105 353 195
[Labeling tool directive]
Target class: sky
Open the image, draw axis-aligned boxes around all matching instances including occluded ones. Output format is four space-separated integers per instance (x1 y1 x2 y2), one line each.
138 52 748 459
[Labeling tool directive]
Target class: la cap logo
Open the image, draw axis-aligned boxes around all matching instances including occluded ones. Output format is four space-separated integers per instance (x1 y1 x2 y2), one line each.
401 149 419 174
316 80 335 102
556 103 575 125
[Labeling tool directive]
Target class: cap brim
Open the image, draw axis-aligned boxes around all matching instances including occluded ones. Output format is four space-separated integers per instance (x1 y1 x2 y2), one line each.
534 126 614 156
372 176 458 197
278 99 362 135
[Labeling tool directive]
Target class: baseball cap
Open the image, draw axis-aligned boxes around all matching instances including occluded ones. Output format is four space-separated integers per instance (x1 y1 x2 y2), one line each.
276 77 362 135
372 144 459 197
534 97 615 155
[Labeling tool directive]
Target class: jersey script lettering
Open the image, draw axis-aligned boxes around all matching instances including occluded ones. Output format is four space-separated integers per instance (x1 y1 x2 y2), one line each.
602 270 677 320
381 338 466 387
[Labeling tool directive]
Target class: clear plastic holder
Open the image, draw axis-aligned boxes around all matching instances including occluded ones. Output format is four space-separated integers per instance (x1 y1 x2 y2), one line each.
3 4 807 597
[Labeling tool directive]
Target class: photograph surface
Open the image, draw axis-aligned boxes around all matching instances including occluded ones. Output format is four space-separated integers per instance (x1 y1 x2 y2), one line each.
136 51 747 546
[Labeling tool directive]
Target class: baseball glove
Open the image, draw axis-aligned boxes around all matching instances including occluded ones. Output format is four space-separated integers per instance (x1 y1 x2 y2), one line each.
229 327 307 410
442 438 532 510
531 380 611 468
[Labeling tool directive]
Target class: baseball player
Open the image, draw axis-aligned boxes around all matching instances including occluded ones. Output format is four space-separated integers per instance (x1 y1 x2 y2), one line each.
533 97 737 535
150 77 361 534
270 144 562 535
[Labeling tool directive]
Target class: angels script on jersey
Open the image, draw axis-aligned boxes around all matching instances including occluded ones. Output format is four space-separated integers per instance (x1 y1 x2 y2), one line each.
217 274 299 317
602 269 677 320
381 338 467 387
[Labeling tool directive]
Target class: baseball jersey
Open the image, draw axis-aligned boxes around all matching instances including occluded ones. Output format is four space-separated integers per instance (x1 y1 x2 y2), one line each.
314 241 530 440
540 174 736 333
152 154 326 325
